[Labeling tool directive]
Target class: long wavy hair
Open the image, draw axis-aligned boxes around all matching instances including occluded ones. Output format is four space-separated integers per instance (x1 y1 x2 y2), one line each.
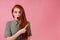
12 4 28 40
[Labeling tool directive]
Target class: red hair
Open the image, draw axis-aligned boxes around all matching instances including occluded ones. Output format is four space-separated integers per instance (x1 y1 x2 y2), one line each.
12 4 28 40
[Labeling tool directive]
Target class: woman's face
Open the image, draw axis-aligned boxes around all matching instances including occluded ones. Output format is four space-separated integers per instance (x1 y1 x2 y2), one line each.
13 7 21 19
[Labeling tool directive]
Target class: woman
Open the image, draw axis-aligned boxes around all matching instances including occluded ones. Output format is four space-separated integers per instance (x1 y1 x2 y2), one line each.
4 4 32 40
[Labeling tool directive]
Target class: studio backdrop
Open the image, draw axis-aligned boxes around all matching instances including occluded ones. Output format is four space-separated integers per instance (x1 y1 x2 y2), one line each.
0 0 60 40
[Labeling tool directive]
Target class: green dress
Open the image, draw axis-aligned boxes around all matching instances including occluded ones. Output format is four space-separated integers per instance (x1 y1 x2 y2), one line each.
4 19 32 40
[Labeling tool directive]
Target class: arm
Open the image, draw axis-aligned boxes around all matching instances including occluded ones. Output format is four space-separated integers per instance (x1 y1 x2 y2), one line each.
27 21 32 40
5 22 28 40
6 28 26 40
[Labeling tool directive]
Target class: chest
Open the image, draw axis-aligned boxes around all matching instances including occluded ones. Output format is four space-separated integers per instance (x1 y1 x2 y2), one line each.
10 22 19 35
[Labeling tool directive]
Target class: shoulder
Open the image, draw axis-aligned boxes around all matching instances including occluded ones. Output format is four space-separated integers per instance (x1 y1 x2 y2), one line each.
27 21 31 27
27 21 30 24
6 20 14 25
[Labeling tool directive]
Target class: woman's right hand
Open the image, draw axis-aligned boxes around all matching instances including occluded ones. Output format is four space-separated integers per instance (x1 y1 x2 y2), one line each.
19 24 29 34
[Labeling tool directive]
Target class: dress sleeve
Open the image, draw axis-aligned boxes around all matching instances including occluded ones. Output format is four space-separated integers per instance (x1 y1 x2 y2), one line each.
27 21 32 36
4 22 12 38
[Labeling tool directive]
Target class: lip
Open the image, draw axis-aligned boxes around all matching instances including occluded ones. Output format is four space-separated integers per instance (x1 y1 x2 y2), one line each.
17 17 20 20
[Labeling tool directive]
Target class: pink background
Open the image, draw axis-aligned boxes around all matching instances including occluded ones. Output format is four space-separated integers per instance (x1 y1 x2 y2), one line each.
0 0 60 40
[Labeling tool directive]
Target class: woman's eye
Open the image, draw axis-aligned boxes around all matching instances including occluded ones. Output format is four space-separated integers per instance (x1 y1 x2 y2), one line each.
19 11 21 13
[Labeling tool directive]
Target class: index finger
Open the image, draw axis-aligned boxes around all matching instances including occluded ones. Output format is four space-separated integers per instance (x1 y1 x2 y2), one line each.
24 24 29 29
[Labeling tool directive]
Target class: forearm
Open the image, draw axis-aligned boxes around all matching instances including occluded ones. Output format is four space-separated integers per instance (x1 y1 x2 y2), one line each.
6 30 21 40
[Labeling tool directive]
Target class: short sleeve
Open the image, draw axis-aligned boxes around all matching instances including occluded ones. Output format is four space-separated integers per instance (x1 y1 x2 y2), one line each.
4 22 12 38
27 21 32 36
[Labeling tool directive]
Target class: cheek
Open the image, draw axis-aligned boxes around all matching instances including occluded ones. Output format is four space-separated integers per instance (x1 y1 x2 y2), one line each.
13 13 16 16
18 13 21 16
13 13 17 17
